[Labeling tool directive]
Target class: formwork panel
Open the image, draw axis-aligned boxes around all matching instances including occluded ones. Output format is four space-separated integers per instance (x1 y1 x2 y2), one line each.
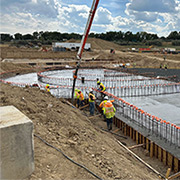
167 153 173 168
0 106 34 179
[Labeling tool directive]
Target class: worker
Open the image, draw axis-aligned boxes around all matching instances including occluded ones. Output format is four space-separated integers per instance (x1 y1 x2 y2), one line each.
78 90 85 107
45 84 50 92
74 88 80 107
97 80 106 92
102 97 116 131
99 96 114 121
88 88 96 116
97 80 106 99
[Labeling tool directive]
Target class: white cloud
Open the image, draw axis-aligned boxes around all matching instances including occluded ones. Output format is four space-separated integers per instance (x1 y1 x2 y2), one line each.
0 0 179 37
95 7 112 24
126 0 177 13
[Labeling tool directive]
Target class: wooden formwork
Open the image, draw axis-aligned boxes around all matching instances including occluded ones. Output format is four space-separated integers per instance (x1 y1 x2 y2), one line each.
113 116 180 172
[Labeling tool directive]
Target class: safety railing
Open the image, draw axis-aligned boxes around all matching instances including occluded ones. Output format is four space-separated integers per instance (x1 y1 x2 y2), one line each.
37 69 180 97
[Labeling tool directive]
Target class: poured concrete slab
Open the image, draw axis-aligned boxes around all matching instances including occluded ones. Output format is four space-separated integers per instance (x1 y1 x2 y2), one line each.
0 106 34 179
124 93 180 124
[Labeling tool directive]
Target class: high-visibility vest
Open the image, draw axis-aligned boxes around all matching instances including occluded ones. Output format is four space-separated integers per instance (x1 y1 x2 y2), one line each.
103 101 116 119
89 93 96 102
79 92 84 101
99 100 114 108
45 84 50 92
100 83 106 91
74 91 80 99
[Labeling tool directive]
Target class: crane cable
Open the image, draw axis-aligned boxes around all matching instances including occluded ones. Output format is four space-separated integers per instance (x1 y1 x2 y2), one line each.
71 0 100 103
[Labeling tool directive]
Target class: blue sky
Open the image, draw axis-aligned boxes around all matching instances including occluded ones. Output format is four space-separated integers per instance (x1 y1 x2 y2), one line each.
0 0 180 37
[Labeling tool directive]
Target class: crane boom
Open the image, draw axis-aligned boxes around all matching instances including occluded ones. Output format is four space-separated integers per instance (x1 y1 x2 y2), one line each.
71 0 100 102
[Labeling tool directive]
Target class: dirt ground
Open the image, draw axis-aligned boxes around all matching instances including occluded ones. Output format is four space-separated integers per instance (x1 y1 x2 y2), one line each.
0 39 180 179
1 38 180 69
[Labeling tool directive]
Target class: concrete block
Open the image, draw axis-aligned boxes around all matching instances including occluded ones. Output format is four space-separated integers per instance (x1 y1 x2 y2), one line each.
0 106 34 179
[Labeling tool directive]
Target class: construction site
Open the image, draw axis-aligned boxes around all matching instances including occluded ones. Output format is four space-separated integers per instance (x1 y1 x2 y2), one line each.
1 1 180 180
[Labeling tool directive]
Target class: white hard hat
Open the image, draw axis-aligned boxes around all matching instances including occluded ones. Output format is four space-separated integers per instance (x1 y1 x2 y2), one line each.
89 88 93 92
104 96 108 100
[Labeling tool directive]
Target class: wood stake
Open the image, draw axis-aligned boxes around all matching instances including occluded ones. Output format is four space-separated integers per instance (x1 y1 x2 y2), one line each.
79 104 89 110
168 171 180 180
88 114 101 119
165 168 171 179
128 143 145 149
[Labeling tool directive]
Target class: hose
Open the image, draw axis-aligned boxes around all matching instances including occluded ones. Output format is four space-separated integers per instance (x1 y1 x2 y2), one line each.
34 134 104 180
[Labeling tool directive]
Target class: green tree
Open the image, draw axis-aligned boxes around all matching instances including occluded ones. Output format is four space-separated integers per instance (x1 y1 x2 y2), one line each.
14 33 22 40
0 34 13 42
22 34 34 40
167 31 180 40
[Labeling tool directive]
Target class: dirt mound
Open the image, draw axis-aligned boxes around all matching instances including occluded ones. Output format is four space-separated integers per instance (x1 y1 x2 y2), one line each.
66 38 124 51
0 63 158 179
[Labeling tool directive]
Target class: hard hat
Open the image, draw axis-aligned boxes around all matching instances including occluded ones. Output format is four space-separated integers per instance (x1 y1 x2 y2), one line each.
104 96 108 100
46 84 50 87
89 88 93 92
75 88 78 91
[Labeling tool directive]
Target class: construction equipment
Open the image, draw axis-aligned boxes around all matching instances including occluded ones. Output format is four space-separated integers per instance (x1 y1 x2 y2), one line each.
71 0 100 103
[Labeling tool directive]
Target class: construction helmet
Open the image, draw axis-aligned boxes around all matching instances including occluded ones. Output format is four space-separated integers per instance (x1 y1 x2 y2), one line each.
75 88 78 91
104 96 108 100
89 88 93 92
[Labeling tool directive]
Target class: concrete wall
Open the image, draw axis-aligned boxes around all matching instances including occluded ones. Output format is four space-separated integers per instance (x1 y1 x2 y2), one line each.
0 106 34 179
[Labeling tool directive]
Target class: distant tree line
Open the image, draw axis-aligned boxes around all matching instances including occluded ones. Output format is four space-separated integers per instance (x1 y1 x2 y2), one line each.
0 31 180 46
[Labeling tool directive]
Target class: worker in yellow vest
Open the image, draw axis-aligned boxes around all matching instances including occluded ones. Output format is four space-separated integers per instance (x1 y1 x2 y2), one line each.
97 80 106 92
88 88 96 116
101 96 116 130
74 88 80 107
78 90 85 107
45 84 50 92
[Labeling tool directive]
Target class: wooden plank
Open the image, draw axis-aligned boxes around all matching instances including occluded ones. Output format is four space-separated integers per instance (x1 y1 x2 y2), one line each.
124 124 127 136
163 150 167 166
158 147 162 162
174 158 179 173
168 171 180 180
127 125 130 136
133 129 136 141
150 141 154 158
113 129 120 133
154 144 158 158
128 143 145 149
146 138 149 151
117 119 120 128
167 153 173 168
139 134 142 144
130 127 133 139
88 114 101 119
165 168 171 179
142 136 146 148
136 131 139 144
79 104 89 110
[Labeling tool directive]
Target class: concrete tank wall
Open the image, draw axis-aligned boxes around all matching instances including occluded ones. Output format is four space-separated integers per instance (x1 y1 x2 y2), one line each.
0 106 34 179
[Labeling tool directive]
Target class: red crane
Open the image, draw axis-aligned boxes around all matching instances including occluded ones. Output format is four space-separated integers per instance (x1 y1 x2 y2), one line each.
71 0 100 102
